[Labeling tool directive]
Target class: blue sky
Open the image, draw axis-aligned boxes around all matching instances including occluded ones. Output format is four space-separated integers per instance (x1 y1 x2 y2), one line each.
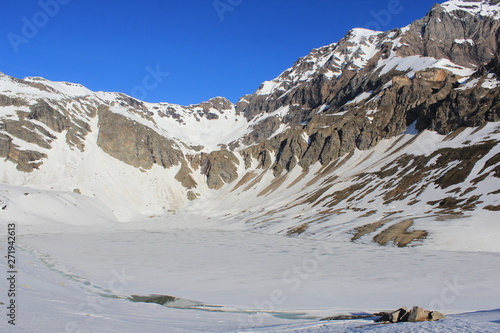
1 0 440 105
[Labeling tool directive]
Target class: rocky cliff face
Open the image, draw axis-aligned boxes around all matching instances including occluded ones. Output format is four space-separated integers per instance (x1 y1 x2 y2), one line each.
232 0 499 147
97 106 183 170
222 0 500 181
0 0 499 245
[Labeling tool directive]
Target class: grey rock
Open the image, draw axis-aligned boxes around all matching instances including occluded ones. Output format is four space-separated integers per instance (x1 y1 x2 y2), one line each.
200 150 239 190
408 306 431 322
97 106 183 170
319 131 341 165
175 164 198 189
429 311 447 321
187 191 198 201
376 306 445 323
389 307 408 323
29 100 69 133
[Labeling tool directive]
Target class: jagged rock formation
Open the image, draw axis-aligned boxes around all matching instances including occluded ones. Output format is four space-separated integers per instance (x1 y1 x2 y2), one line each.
0 0 499 245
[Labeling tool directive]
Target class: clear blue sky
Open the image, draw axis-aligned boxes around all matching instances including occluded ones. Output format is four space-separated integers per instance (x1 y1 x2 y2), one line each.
1 0 440 106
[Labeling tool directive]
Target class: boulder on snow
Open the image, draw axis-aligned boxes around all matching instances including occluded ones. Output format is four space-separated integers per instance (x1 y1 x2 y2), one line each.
429 310 447 321
376 307 408 323
407 306 431 322
375 306 446 324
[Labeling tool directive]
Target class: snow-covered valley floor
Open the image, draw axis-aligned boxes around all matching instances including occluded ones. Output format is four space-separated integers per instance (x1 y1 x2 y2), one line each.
1 213 499 332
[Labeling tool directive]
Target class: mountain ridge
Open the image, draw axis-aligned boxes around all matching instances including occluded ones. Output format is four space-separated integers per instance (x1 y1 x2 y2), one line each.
0 0 499 249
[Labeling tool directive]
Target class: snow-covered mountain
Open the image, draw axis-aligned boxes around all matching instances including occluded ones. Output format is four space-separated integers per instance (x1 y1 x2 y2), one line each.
1 0 499 250
2 1 500 332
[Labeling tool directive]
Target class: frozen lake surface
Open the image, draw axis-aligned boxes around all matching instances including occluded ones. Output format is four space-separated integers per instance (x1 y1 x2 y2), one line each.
3 219 497 332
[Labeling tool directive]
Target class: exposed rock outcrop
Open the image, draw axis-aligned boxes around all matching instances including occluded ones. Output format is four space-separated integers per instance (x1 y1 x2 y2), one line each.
97 106 183 170
175 163 197 189
200 150 239 190
376 306 446 324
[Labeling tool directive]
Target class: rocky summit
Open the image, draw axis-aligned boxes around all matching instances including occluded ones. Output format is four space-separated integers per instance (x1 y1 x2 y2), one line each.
0 0 499 247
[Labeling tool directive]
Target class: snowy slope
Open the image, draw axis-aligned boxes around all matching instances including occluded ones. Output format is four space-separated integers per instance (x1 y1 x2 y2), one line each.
0 1 500 331
0 73 249 153
0 0 498 235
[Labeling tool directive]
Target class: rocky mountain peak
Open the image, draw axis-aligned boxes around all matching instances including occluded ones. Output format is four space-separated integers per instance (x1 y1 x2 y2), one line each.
195 96 235 114
233 0 500 148
396 0 500 68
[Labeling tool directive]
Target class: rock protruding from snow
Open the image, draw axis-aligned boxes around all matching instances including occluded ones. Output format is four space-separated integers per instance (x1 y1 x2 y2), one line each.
97 106 184 170
376 306 446 323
